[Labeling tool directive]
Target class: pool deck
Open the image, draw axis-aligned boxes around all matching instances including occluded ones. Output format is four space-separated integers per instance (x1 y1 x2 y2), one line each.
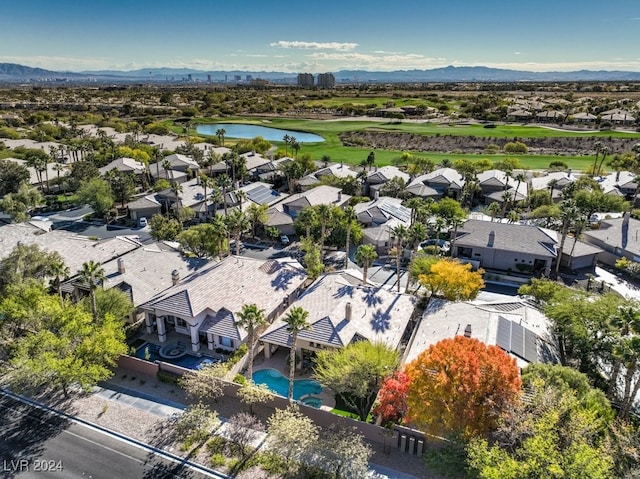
252 349 336 410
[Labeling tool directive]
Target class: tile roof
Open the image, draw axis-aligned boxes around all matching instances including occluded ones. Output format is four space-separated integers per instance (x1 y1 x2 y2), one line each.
366 166 410 184
455 219 557 257
0 223 141 273
99 243 207 307
409 168 465 190
98 157 146 175
199 308 243 341
280 185 350 208
260 271 415 350
142 255 307 319
404 298 556 369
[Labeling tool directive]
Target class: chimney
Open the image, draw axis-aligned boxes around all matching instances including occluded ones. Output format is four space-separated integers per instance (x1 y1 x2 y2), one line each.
345 302 352 321
117 258 125 274
374 190 380 200
171 269 180 286
338 191 342 202
487 230 495 248
464 324 472 338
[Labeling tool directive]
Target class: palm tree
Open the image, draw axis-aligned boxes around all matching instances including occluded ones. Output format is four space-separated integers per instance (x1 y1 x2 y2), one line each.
79 260 105 322
235 304 267 383
555 199 579 275
316 204 334 259
283 306 311 401
366 151 376 171
547 178 560 201
282 134 291 156
210 214 228 258
591 141 603 177
226 209 250 255
513 173 527 210
170 182 183 218
50 259 70 306
355 244 378 285
215 128 226 147
487 202 501 222
162 159 173 183
200 174 214 220
343 206 357 269
217 173 232 216
297 207 317 239
247 203 269 239
391 224 408 292
596 146 610 177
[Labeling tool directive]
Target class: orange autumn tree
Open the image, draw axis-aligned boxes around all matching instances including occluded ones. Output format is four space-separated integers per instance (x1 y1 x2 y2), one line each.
372 371 410 425
405 336 521 439
418 258 484 301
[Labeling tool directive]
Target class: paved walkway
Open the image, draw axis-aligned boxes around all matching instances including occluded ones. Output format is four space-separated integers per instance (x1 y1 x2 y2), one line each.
97 379 422 479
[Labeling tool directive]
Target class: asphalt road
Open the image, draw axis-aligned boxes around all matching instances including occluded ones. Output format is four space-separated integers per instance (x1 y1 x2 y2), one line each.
0 392 225 479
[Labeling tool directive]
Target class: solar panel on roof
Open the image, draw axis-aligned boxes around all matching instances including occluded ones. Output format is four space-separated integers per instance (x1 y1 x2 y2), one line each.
524 329 538 363
496 316 539 363
496 316 512 351
247 184 277 205
511 322 525 358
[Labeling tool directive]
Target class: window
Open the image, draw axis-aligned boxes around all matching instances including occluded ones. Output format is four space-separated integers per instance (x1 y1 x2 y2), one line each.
176 318 188 329
219 336 234 348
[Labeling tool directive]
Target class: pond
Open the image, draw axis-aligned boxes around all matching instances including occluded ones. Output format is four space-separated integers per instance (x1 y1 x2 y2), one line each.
196 123 325 143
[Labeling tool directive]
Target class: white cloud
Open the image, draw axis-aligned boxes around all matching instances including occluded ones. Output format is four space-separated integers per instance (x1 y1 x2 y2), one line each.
514 52 521 55
270 41 358 51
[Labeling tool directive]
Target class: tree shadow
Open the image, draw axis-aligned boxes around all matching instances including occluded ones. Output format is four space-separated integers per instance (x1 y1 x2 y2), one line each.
333 284 355 300
370 308 391 333
361 286 384 308
0 393 72 479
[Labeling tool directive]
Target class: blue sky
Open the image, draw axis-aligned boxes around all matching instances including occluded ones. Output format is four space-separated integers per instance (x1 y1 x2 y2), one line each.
2 0 640 73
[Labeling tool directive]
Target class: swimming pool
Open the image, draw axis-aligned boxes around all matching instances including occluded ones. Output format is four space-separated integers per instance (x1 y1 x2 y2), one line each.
252 368 323 404
135 342 220 370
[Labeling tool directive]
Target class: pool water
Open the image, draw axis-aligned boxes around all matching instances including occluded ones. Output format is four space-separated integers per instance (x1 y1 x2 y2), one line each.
196 123 325 143
135 342 219 370
252 368 323 404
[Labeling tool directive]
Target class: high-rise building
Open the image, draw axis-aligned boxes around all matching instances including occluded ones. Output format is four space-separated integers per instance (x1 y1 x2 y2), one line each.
297 73 314 87
317 72 336 88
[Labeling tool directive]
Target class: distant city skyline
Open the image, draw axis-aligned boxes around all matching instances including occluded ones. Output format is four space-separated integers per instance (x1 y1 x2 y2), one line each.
2 0 640 73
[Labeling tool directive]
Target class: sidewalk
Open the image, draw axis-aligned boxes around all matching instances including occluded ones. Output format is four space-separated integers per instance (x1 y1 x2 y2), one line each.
96 376 424 479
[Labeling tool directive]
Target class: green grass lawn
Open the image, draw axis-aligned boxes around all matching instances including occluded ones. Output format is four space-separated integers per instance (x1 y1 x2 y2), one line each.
187 117 640 172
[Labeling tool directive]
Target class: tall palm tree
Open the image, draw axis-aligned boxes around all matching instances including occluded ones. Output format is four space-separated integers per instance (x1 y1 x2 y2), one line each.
283 306 311 401
235 303 267 383
282 134 291 156
316 204 334 258
79 260 105 322
555 199 579 275
50 259 70 306
591 141 603 177
487 202 501 222
547 178 560 202
162 159 173 183
343 206 357 269
391 224 408 292
217 173 232 216
200 174 214 220
297 207 318 239
226 209 250 255
210 214 228 258
596 146 610 177
215 128 226 147
355 244 378 285
170 182 183 218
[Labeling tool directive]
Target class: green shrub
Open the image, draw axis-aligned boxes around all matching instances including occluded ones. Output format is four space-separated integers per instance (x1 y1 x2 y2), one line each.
209 453 226 468
233 373 247 385
504 141 528 154
156 370 180 385
206 436 226 454
256 453 288 474
229 343 248 366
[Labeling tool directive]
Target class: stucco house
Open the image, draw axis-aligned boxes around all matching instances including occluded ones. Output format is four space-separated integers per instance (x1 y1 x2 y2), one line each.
259 270 416 365
453 219 557 275
265 185 350 235
406 167 465 200
582 215 640 266
141 256 307 353
404 297 557 369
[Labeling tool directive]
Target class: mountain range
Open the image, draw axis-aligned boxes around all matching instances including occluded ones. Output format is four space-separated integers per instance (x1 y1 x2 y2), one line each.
2 62 640 83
